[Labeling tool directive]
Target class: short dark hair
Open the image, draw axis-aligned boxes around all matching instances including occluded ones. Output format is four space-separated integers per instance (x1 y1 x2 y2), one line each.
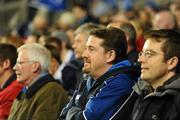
90 27 127 63
144 29 180 73
120 22 136 47
0 44 17 67
46 37 62 51
45 44 61 64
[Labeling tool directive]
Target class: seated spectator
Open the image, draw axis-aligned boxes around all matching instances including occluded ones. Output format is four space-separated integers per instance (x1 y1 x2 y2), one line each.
57 11 76 31
152 10 177 30
72 3 99 28
45 44 77 96
51 31 75 64
72 23 104 87
59 27 139 120
45 37 78 96
73 23 103 60
0 44 23 120
107 21 138 62
129 30 180 120
8 43 68 120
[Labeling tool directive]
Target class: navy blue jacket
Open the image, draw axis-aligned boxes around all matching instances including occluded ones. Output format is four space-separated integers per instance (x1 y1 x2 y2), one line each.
59 60 139 120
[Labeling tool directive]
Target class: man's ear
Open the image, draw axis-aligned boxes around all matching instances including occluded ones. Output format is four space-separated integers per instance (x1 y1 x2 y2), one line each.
106 50 116 63
3 59 11 69
32 62 41 73
167 56 178 71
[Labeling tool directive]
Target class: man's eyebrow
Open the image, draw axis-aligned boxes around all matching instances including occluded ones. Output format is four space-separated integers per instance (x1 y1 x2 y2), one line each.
144 49 157 53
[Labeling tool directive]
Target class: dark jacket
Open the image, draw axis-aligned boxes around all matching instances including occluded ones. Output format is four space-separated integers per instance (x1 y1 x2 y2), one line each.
130 74 180 120
61 59 84 96
8 73 69 120
59 60 139 120
127 49 138 62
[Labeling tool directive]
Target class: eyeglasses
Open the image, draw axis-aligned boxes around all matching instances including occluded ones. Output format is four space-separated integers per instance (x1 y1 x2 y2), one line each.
138 50 158 58
15 61 35 67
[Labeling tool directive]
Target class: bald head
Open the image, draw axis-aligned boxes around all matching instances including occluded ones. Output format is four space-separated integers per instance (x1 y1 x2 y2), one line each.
152 11 176 30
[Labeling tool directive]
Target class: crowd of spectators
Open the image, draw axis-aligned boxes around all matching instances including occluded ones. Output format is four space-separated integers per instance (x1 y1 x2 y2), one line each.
0 0 180 119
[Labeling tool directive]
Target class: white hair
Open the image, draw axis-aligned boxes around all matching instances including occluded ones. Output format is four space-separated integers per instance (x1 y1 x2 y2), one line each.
17 43 51 72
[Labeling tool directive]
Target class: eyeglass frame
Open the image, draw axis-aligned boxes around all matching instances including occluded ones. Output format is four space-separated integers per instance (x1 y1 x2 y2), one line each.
15 61 36 67
138 50 163 59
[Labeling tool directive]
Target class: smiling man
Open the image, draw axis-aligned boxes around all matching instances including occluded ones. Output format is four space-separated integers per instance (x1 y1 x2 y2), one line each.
71 23 103 90
130 29 180 120
59 27 139 120
73 23 101 60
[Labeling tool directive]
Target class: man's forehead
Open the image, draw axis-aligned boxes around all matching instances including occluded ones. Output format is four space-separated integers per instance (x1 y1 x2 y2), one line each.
143 39 163 51
75 33 86 39
18 50 28 59
86 37 105 51
87 35 103 44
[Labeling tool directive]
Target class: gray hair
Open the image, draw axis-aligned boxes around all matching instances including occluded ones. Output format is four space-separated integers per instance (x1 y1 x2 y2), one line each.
17 43 51 72
75 23 104 41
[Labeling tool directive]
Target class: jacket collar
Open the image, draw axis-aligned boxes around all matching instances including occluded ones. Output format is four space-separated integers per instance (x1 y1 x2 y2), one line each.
108 60 132 71
162 74 180 90
89 60 139 92
134 74 180 98
17 73 58 99
2 74 16 89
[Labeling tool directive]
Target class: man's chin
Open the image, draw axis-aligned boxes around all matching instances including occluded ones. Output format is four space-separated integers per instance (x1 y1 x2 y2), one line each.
140 75 150 82
75 54 81 59
17 79 24 83
82 67 90 74
17 80 22 83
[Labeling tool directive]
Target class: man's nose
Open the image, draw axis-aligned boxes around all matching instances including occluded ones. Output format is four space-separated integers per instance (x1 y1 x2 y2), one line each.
138 55 146 64
82 49 88 58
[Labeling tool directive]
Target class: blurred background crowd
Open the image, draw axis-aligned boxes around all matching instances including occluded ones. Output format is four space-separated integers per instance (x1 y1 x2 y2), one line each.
0 0 179 94
0 0 179 39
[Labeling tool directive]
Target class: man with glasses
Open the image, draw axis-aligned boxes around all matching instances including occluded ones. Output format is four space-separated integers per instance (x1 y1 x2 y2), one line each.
8 43 68 120
129 29 180 120
0 44 23 119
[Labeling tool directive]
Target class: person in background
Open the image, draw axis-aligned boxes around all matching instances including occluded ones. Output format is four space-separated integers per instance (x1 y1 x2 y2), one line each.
45 36 78 96
107 21 138 62
72 22 104 88
25 32 40 44
8 43 68 120
51 31 75 64
57 11 76 31
45 44 77 96
0 44 23 120
59 27 139 120
72 3 99 28
27 9 49 36
73 23 103 60
152 10 177 30
170 2 180 31
130 29 180 120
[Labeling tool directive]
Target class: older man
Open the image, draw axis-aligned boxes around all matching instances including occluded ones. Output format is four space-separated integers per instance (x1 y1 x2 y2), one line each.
8 43 68 120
